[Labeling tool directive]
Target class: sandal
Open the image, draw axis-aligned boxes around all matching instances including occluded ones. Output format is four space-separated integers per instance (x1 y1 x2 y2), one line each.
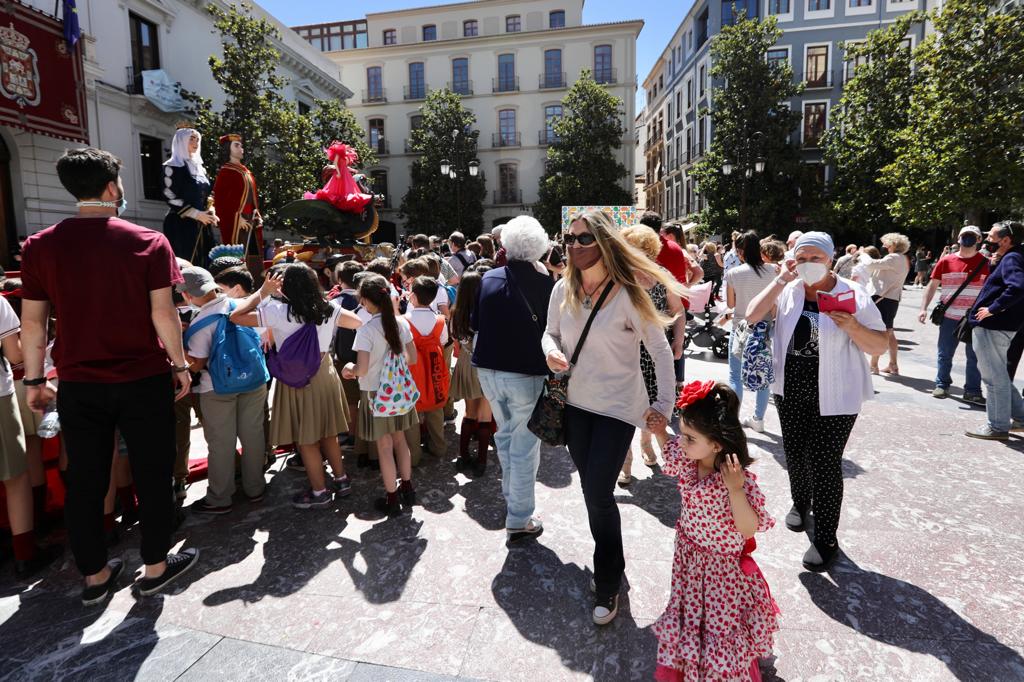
883 365 899 376
617 471 632 486
640 437 658 467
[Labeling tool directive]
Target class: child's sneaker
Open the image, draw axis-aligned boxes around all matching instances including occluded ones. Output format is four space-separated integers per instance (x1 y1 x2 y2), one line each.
291 488 332 509
331 475 352 498
374 493 402 517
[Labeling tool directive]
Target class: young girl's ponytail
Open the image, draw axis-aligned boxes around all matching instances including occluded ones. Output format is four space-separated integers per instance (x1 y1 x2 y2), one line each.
358 273 403 355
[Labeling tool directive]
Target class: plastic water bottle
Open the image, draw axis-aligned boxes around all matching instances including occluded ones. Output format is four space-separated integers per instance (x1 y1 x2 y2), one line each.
37 403 60 439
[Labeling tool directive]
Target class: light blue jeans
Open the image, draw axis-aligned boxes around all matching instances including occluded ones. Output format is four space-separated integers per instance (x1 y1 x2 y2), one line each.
477 368 546 529
972 327 1024 432
728 352 770 420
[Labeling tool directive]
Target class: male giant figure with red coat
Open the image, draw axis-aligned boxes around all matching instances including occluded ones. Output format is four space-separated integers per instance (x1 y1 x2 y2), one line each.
213 134 264 276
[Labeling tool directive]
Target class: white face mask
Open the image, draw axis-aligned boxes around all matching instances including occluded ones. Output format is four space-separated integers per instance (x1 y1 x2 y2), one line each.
796 262 829 285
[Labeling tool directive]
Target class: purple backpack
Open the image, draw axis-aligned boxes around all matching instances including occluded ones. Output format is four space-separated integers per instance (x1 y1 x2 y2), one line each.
267 323 321 388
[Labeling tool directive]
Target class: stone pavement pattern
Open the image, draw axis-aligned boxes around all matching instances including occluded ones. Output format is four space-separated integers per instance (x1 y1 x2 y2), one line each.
2 288 1023 681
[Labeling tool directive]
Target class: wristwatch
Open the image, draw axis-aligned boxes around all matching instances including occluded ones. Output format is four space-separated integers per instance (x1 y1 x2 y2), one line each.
775 275 789 286
172 364 191 374
22 377 46 387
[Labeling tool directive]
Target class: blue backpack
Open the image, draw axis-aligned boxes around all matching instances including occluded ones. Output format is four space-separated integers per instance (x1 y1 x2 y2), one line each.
183 300 269 395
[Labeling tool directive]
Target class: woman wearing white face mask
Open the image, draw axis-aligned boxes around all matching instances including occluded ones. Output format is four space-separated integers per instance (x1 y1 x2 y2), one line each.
746 232 888 571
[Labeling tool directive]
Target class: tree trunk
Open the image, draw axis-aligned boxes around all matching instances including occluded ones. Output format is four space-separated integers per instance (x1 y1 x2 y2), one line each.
963 207 985 228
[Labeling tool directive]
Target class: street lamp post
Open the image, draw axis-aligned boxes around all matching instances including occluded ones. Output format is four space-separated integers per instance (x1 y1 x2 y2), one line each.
722 131 765 233
439 128 479 233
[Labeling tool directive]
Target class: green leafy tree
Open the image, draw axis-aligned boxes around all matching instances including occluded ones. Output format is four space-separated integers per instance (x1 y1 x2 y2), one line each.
400 89 486 236
689 14 806 237
183 3 373 224
821 13 923 239
881 0 1024 228
535 71 632 232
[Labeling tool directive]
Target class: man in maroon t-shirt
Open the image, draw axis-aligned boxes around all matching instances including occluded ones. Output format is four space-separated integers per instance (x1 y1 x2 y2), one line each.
19 148 199 605
639 211 702 384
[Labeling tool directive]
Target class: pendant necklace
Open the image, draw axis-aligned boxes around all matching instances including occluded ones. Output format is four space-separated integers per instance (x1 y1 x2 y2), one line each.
581 275 611 310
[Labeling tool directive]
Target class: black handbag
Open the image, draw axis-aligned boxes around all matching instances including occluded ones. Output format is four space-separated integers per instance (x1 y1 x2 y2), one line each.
527 281 614 447
954 315 973 345
929 257 988 326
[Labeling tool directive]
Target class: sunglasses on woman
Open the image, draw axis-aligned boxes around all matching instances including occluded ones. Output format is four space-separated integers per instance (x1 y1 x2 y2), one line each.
563 232 597 246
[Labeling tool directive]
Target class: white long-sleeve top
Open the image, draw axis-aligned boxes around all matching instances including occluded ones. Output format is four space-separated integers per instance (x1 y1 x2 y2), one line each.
541 280 675 429
771 277 886 416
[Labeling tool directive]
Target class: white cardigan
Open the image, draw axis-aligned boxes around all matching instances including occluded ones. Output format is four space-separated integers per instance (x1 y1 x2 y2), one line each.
771 277 885 416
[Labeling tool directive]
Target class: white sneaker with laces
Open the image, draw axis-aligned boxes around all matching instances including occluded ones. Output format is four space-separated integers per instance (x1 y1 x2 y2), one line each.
742 417 765 433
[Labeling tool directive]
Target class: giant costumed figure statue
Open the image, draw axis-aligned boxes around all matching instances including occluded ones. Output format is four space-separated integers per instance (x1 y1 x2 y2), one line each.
213 133 264 277
163 126 218 267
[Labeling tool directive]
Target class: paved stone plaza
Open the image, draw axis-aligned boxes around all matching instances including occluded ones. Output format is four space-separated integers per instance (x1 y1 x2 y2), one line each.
2 288 1023 681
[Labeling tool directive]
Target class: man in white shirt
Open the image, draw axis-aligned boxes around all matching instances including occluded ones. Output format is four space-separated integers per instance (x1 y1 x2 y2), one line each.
723 231 742 272
447 231 477 280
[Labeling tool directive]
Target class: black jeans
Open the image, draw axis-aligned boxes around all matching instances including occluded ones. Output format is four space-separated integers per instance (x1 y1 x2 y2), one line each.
564 404 636 599
59 373 177 575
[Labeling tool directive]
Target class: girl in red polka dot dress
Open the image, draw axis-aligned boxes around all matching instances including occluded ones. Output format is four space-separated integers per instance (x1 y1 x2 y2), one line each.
650 380 779 682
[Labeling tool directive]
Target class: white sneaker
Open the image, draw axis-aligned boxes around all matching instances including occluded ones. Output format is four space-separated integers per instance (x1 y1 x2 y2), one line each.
743 417 765 433
592 594 619 625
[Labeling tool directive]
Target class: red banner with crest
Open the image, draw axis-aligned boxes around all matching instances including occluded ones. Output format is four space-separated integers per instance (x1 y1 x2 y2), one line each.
0 1 87 143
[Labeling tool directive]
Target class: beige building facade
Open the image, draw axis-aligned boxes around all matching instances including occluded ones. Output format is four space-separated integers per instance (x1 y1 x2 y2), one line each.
299 0 642 233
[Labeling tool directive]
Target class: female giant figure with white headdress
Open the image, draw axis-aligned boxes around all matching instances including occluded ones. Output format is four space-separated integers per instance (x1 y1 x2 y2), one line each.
163 127 219 266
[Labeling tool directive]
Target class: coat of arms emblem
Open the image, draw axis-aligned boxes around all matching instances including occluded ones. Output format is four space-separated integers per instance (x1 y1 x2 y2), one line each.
0 22 40 107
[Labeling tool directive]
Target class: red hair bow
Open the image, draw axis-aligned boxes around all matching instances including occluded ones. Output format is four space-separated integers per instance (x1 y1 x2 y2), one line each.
675 380 717 410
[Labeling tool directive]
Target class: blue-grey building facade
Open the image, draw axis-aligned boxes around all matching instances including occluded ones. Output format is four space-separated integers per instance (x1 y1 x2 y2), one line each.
641 0 930 226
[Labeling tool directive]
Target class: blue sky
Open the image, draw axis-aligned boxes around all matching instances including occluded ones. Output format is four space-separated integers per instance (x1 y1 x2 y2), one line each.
257 0 693 109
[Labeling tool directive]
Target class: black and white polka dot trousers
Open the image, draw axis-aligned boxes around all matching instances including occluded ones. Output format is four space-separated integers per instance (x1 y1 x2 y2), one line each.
775 356 857 548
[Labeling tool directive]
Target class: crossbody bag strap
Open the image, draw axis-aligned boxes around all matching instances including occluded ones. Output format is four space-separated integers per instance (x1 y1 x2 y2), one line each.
506 266 542 330
569 281 614 367
940 257 988 310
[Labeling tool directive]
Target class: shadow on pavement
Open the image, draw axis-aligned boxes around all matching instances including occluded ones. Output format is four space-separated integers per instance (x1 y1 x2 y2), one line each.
800 554 1024 680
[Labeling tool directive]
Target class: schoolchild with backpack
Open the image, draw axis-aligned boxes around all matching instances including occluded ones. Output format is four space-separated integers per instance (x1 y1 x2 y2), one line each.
341 274 420 517
179 266 268 514
329 261 370 449
405 277 450 458
230 264 362 510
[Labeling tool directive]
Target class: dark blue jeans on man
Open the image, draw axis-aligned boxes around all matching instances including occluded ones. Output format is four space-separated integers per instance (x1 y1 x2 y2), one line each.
936 316 982 397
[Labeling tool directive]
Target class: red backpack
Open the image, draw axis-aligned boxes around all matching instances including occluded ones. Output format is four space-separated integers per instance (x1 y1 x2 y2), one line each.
408 316 450 412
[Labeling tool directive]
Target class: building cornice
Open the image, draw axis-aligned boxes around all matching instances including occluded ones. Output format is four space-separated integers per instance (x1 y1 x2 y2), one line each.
363 0 583 21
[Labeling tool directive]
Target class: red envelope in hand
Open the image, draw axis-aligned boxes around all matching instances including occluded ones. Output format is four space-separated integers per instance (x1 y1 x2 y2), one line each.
817 290 856 314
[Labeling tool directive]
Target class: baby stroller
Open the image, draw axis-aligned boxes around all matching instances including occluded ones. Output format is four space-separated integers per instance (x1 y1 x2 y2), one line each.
683 298 730 359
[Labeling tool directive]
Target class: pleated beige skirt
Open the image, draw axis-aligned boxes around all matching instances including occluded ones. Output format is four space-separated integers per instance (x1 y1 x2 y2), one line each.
270 354 348 446
13 381 42 437
358 391 420 442
450 340 484 401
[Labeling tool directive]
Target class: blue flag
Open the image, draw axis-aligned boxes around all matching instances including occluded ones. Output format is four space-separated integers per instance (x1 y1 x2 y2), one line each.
63 0 80 50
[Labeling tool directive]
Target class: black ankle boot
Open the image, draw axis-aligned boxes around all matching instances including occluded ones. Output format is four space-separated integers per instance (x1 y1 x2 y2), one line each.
802 540 839 572
785 504 808 532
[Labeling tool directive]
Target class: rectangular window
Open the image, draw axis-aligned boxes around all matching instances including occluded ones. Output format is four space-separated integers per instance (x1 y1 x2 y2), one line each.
139 134 164 200
849 0 871 6
808 0 830 11
805 45 829 87
769 0 791 14
366 66 383 102
497 53 516 91
408 62 425 99
463 20 478 37
544 105 562 144
675 92 681 118
549 10 565 28
422 25 437 41
803 102 827 146
383 29 396 45
594 45 613 84
369 118 385 154
686 78 693 109
129 13 160 92
543 49 562 88
696 9 709 47
844 42 868 82
499 109 517 146
370 171 389 207
410 115 424 130
452 58 469 95
506 15 521 32
499 164 518 203
699 64 706 97
767 48 789 70
686 127 693 162
722 0 756 25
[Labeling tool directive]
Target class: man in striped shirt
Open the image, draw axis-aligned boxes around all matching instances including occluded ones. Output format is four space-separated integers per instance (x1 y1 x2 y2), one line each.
918 225 989 402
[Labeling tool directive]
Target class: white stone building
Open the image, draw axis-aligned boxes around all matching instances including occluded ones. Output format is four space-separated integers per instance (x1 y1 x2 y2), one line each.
293 0 642 234
0 0 351 267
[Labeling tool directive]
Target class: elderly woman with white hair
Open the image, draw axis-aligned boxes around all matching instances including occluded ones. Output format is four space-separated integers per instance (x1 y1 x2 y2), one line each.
746 231 888 571
858 232 911 375
162 127 219 267
472 215 554 546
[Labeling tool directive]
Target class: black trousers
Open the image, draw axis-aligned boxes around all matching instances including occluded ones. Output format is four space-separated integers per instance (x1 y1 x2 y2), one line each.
775 357 857 548
59 373 177 575
564 405 636 599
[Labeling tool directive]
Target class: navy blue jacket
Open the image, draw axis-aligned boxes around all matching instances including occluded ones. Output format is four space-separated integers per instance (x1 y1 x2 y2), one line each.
970 246 1024 331
471 261 554 376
